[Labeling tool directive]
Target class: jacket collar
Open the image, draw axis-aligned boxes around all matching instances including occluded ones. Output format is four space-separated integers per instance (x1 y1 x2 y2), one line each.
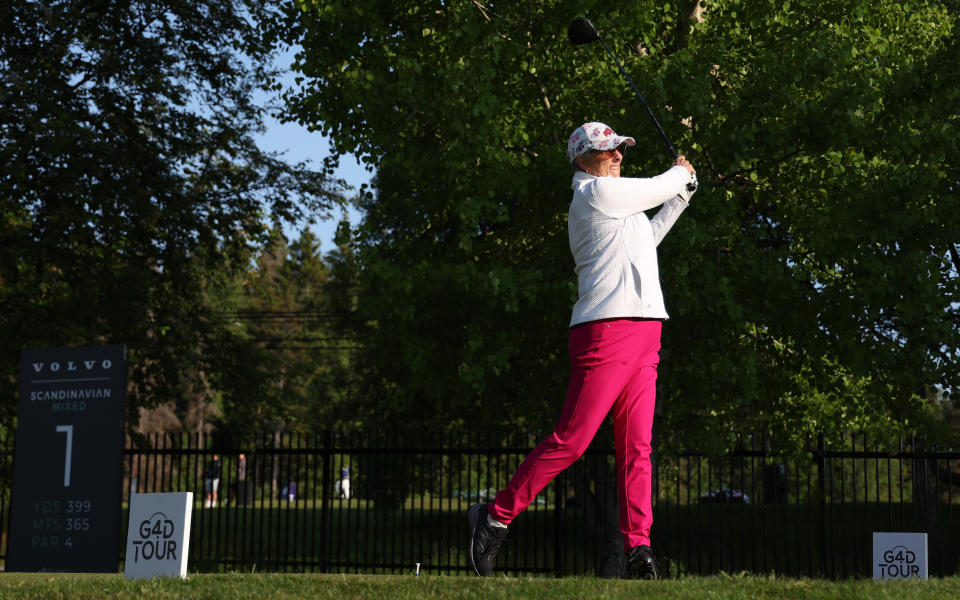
571 170 598 191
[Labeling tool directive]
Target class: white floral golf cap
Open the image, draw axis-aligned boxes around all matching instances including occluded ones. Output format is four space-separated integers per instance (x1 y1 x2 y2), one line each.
566 122 636 163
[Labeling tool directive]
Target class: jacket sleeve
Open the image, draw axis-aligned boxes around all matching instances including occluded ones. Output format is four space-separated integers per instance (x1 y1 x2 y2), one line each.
650 196 689 246
587 165 691 218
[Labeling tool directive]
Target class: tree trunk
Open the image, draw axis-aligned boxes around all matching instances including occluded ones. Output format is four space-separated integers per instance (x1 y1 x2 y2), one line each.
912 437 941 575
272 428 281 495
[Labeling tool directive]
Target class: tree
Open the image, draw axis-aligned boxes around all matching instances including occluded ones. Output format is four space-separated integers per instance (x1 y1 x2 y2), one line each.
0 1 346 431
660 0 960 451
214 228 359 439
288 0 960 450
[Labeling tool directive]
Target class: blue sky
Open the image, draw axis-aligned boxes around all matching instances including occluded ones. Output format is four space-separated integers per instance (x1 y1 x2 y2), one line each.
257 115 371 251
255 49 372 252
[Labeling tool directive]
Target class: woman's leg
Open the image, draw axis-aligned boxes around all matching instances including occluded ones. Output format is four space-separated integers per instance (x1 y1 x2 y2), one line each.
489 320 650 524
610 320 662 551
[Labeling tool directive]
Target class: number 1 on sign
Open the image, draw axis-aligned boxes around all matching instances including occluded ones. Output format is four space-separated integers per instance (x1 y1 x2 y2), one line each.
56 425 74 487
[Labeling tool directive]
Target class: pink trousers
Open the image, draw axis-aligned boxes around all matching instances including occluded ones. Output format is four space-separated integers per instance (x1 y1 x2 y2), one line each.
488 318 662 552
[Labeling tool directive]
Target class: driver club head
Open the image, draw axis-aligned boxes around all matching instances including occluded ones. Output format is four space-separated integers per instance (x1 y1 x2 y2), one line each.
568 17 601 45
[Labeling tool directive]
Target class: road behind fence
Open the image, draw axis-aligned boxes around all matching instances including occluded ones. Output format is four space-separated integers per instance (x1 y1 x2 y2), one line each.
1 430 958 577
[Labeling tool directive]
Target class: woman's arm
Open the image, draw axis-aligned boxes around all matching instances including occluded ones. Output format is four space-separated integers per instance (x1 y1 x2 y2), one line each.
588 165 692 218
650 196 689 246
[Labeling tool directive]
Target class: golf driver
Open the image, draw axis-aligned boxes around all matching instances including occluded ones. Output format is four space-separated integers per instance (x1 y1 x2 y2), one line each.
568 17 679 161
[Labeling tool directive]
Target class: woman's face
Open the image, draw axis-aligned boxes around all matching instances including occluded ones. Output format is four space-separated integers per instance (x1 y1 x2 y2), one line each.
577 146 624 177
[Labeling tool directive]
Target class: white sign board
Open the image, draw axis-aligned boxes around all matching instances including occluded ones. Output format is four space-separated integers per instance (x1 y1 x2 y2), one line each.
124 492 193 579
873 532 928 580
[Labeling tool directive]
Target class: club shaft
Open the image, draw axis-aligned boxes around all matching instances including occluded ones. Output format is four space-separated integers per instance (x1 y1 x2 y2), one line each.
598 37 678 160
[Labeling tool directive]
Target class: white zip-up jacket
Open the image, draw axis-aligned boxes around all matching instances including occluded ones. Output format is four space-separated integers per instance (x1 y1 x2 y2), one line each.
568 165 693 327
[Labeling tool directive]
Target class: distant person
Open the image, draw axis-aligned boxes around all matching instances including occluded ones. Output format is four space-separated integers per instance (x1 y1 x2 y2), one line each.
467 122 697 579
282 481 297 501
237 452 247 482
228 452 248 505
204 454 222 507
335 466 351 499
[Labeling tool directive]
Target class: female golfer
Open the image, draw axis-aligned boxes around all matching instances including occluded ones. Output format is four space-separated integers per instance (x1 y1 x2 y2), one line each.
468 122 697 579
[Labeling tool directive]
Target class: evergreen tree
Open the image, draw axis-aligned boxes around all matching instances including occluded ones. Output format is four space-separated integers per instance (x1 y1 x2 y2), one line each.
217 229 358 439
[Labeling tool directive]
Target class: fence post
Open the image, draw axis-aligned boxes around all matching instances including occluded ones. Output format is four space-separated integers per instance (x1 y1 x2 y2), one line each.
320 430 333 572
816 434 827 578
554 471 564 577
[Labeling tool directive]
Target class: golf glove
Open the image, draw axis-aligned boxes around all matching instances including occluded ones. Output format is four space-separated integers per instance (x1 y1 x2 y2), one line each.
678 172 698 203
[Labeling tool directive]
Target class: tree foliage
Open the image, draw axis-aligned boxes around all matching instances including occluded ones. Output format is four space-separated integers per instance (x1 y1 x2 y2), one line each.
0 0 345 429
213 228 359 441
288 0 960 451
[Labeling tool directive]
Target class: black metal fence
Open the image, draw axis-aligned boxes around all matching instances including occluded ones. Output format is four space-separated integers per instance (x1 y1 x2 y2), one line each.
1 431 959 577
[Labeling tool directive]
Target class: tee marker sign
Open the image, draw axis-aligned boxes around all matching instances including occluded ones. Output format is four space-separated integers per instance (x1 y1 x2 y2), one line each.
7 345 127 572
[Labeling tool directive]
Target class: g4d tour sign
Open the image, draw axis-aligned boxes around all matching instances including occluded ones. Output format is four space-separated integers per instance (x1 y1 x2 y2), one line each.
7 345 127 572
873 532 928 581
124 492 192 579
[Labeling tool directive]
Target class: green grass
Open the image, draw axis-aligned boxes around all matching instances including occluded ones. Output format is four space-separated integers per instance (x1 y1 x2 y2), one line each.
173 500 960 577
2 573 960 600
